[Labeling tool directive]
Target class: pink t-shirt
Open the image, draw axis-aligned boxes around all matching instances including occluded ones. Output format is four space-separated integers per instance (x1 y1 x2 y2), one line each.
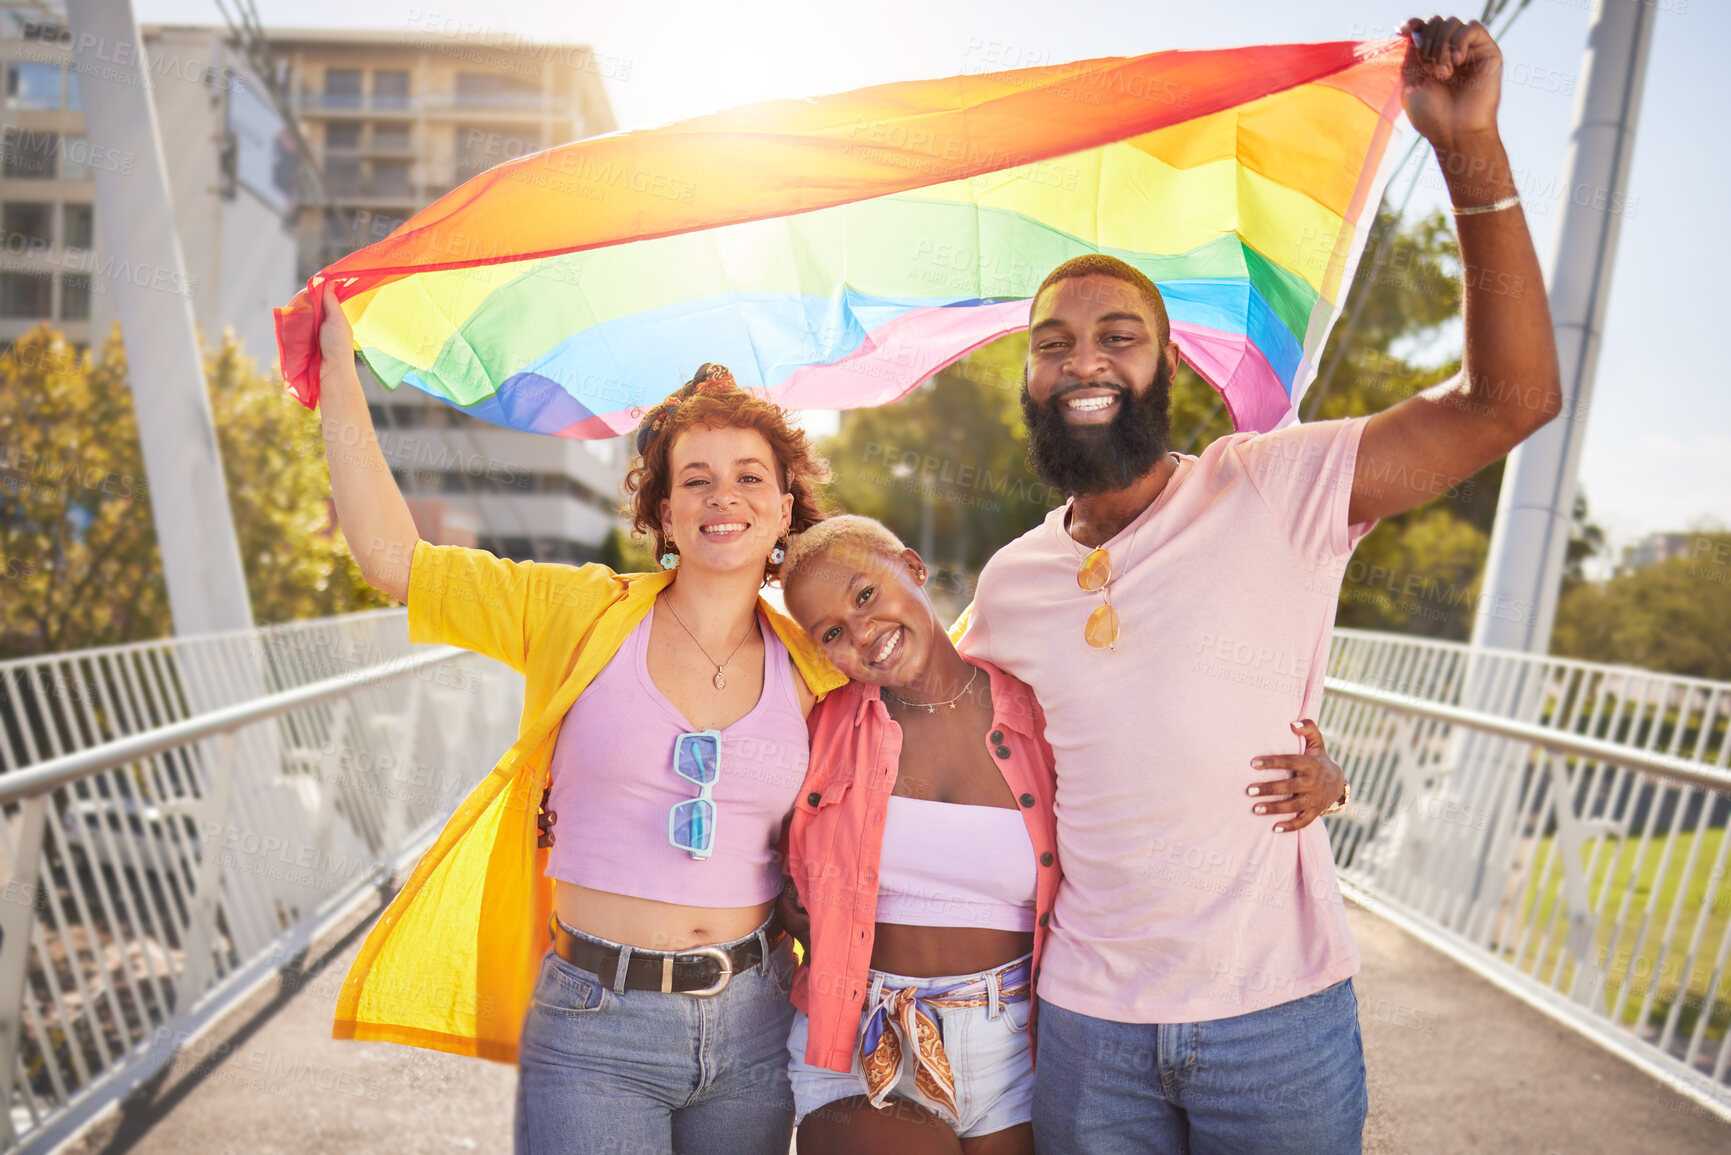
959 418 1373 1024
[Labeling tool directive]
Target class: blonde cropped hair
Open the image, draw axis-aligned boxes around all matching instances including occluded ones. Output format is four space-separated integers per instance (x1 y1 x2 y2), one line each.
780 515 910 592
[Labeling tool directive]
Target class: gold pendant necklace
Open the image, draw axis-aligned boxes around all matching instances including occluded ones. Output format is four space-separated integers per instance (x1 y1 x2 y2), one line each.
660 594 753 689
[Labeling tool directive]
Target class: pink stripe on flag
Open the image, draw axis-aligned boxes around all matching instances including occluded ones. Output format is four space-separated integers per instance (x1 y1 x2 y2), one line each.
554 300 1036 438
1169 322 1293 433
557 306 1293 438
552 413 634 439
774 300 1036 411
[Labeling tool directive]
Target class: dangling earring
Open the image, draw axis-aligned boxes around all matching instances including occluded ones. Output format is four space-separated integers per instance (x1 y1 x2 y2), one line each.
769 536 787 565
660 548 681 570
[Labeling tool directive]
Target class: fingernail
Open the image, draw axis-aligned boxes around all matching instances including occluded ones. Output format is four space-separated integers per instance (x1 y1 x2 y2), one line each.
1255 805 1267 815
1275 825 1287 833
1247 786 1260 797
1251 758 1265 768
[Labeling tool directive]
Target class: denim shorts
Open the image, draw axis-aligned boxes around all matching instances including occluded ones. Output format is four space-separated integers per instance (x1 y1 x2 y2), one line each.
787 955 1035 1139
514 917 798 1155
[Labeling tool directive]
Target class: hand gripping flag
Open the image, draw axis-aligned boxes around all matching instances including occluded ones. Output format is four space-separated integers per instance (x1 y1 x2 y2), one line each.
274 40 1405 437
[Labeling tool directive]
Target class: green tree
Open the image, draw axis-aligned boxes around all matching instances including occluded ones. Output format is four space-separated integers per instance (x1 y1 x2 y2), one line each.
0 325 390 659
1304 209 1464 415
824 333 1038 585
1552 534 1731 680
1561 492 1606 592
205 336 393 625
1335 507 1488 637
0 328 170 654
598 524 657 573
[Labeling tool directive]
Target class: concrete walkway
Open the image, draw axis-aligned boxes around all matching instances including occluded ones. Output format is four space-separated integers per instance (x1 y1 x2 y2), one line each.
58 899 1731 1154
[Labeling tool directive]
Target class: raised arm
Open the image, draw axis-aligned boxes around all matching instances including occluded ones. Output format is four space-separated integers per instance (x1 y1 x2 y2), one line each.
1349 17 1562 525
317 286 420 601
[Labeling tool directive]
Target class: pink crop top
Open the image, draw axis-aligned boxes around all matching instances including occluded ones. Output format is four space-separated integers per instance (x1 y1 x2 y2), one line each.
874 795 1037 932
544 606 810 907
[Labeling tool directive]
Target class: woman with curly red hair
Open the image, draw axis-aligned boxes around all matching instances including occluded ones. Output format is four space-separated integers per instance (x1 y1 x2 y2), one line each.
315 288 844 1153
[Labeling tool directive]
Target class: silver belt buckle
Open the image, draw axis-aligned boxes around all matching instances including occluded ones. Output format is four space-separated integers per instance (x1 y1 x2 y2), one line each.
682 946 733 998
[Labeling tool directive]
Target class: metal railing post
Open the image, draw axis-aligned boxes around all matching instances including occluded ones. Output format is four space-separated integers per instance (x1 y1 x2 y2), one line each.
0 797 49 1148
169 732 239 1017
1543 754 1605 1013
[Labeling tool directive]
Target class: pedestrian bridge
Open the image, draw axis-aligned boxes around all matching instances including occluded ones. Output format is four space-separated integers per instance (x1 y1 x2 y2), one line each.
3 612 1730 1152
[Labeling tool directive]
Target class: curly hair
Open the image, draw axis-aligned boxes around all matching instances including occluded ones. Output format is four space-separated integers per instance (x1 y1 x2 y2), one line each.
623 364 832 580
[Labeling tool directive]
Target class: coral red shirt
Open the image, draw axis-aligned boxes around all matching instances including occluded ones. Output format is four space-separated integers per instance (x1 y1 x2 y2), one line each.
786 658 1059 1073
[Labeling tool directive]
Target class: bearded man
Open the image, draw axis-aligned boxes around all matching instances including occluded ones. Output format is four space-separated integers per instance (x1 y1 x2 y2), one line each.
957 17 1561 1153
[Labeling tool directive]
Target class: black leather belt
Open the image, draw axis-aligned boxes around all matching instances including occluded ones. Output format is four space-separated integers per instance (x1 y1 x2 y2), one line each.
549 917 777 997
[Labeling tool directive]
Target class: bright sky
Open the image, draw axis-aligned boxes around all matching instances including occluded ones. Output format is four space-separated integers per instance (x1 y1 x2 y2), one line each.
139 0 1729 554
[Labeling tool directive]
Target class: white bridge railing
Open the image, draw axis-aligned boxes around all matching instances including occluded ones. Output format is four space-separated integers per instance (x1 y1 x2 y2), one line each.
1320 629 1731 1121
0 610 521 1153
4 618 1729 1146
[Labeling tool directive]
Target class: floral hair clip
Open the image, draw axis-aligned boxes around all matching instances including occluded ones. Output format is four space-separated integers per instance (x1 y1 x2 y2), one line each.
648 366 736 432
639 365 738 452
693 364 736 391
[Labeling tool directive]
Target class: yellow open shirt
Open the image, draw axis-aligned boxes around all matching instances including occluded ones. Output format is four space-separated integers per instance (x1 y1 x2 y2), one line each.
333 541 847 1062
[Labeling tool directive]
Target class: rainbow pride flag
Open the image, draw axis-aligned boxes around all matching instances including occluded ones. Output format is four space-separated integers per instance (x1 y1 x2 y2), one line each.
275 40 1405 437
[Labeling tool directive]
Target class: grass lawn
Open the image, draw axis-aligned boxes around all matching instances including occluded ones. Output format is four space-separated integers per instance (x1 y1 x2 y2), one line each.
1508 827 1731 1049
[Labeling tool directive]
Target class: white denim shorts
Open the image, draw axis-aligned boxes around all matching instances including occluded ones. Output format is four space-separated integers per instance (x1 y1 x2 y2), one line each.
787 956 1034 1139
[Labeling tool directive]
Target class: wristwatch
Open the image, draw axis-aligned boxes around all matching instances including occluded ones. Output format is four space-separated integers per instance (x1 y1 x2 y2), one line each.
1321 779 1352 816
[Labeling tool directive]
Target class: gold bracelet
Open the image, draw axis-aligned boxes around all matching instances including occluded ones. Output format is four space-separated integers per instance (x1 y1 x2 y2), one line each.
1452 194 1522 217
1322 779 1352 816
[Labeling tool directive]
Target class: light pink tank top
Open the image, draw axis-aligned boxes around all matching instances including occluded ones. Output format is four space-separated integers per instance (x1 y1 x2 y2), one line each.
544 606 809 907
874 795 1037 932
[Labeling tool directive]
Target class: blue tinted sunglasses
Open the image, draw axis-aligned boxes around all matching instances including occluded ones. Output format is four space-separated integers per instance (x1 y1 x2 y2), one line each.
669 730 722 860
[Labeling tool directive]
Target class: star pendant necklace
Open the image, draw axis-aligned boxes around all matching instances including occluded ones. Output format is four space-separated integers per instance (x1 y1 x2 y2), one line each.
884 665 979 713
661 592 754 690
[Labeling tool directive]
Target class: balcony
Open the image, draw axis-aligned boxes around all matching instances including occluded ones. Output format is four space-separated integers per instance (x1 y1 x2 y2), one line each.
295 90 577 119
305 185 419 209
295 91 417 117
322 138 416 161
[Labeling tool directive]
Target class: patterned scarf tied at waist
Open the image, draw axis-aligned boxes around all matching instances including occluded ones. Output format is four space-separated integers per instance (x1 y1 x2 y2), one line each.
858 959 1032 1118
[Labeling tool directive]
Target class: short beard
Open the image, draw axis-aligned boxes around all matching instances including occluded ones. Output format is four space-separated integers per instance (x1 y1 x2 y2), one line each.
1020 358 1174 497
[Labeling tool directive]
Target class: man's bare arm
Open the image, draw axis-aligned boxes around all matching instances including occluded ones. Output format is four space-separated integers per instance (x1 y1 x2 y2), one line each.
1349 16 1562 526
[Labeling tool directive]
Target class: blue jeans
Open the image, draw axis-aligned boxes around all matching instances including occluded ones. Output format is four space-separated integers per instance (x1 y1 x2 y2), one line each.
514 922 798 1155
1032 979 1367 1154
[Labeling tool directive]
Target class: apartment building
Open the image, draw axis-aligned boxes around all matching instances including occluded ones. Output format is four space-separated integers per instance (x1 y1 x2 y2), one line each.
1619 532 1699 573
0 9 633 565
0 13 296 363
0 20 92 348
274 25 630 564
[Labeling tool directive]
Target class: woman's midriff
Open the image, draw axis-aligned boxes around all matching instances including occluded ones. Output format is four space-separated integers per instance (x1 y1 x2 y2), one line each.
553 879 774 952
870 923 1034 979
